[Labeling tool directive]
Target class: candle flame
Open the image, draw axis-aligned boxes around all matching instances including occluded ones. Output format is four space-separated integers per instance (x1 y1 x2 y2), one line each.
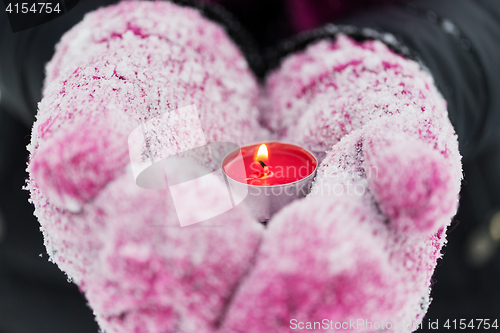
256 144 268 161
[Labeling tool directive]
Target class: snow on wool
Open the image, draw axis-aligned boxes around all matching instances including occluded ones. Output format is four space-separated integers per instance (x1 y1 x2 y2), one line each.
26 1 461 333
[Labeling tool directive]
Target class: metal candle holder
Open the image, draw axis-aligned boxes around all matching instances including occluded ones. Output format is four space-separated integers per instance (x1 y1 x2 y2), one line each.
221 142 318 223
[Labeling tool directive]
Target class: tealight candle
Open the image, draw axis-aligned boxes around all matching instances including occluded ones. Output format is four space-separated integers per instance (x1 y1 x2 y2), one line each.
222 141 318 222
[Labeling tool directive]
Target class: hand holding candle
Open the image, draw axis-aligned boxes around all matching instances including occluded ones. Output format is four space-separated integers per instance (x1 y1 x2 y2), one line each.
26 2 464 332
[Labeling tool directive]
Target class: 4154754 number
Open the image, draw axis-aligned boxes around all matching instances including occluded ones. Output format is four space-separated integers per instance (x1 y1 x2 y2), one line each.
444 319 499 330
5 2 61 14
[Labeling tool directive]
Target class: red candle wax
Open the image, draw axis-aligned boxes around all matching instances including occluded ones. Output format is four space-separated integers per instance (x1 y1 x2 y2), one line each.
222 142 317 186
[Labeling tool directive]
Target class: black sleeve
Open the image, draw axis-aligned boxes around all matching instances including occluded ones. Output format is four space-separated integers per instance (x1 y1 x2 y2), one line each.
335 0 500 161
0 2 262 330
0 3 120 332
264 0 500 161
0 0 120 127
0 0 262 130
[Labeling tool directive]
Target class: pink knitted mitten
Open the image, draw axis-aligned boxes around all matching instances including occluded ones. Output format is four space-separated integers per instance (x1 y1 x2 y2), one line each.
27 1 462 332
221 35 461 332
28 2 263 332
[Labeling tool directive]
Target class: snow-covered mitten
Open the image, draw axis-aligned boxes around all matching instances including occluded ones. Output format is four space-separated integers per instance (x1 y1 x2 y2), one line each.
27 1 264 332
220 32 462 332
27 2 463 333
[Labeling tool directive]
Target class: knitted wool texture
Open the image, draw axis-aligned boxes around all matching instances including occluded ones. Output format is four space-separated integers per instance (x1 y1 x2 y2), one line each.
26 1 462 332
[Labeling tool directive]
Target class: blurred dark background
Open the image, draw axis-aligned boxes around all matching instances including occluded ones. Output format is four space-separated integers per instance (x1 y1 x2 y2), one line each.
1 0 499 332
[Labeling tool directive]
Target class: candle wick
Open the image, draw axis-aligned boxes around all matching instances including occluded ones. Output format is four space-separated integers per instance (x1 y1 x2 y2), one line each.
258 160 270 175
